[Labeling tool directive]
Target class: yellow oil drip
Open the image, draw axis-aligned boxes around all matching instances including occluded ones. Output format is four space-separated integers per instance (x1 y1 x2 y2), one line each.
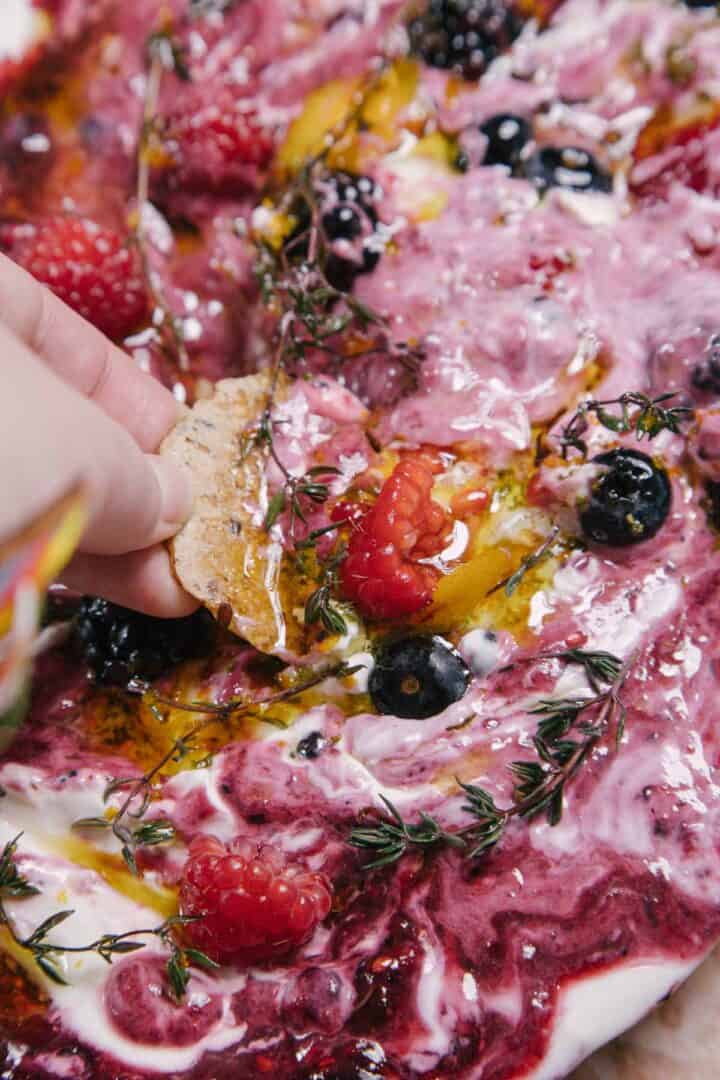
85 682 255 776
0 928 47 996
43 833 176 917
423 462 563 639
277 59 420 176
0 835 174 997
427 526 558 639
278 75 364 173
434 746 493 792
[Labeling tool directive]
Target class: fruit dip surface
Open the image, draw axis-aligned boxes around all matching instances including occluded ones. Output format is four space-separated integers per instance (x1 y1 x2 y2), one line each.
4 0 720 1078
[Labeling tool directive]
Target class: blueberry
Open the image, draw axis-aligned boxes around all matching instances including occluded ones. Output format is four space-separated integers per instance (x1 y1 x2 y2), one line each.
480 113 532 170
408 0 523 81
580 449 672 547
296 731 328 759
692 334 720 395
369 635 471 719
524 146 612 194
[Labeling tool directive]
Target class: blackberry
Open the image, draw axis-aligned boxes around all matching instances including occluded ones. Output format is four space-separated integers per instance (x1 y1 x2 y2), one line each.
286 172 383 293
322 174 382 291
41 589 78 628
524 146 612 194
408 0 523 81
73 597 214 686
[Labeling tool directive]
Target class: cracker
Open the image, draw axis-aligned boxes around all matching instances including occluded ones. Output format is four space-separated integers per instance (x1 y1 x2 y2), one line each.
161 374 306 656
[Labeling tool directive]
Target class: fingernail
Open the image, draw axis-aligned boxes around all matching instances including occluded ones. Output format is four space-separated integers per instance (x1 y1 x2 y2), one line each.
150 456 194 529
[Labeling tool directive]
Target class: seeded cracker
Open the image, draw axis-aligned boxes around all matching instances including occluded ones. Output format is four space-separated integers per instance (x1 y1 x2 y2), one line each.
161 374 304 656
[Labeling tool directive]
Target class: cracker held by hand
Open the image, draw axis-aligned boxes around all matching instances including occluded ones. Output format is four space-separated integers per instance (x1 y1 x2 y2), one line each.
161 374 304 656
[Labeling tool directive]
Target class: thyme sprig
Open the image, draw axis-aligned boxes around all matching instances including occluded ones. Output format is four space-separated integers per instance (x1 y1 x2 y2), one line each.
263 447 341 537
141 658 359 718
0 836 39 899
349 648 631 869
349 796 465 870
560 392 693 459
240 65 416 638
250 202 385 549
73 733 190 875
487 525 562 598
501 646 623 692
245 71 391 540
133 22 191 370
74 660 358 872
550 647 622 690
0 836 215 996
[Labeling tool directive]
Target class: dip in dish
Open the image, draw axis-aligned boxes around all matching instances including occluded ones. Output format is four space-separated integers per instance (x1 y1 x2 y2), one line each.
1 2 720 1078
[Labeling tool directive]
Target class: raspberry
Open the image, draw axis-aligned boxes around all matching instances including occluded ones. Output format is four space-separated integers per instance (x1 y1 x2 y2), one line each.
161 91 275 195
179 837 333 965
339 457 451 621
1 216 148 339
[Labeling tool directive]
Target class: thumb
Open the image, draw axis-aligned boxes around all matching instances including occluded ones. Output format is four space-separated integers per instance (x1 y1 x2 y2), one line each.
0 324 192 556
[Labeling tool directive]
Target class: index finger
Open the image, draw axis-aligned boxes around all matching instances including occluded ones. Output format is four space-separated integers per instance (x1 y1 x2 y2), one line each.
0 253 182 453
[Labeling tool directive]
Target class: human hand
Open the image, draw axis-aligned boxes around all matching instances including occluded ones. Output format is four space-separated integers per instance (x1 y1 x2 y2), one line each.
0 254 197 617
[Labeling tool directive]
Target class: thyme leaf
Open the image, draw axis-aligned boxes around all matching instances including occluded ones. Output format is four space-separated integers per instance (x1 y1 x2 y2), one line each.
457 782 506 856
553 648 623 691
74 740 187 875
304 544 350 637
166 947 191 1000
133 819 177 847
0 835 40 899
560 392 693 459
305 585 348 636
348 796 464 870
262 460 341 537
